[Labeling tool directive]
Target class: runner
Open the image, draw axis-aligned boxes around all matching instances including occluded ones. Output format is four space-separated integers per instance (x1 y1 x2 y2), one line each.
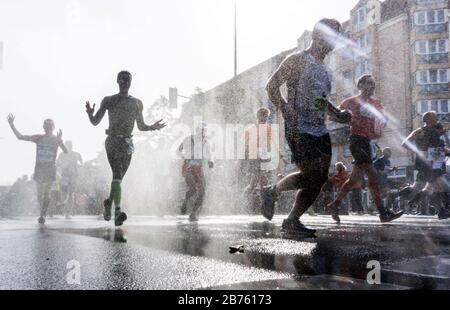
401 112 450 220
373 147 398 209
326 75 404 224
329 162 349 215
86 71 166 226
7 115 68 224
178 123 214 222
57 141 83 219
244 107 273 213
330 163 349 188
262 19 352 235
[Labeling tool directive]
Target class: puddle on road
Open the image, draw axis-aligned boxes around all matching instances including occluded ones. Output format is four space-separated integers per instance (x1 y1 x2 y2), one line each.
54 219 450 281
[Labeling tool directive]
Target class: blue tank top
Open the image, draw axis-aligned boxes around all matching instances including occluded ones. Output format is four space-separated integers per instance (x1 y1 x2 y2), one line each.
286 51 332 137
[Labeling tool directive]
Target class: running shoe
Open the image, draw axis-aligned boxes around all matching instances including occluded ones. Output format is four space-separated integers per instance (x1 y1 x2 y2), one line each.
379 210 404 223
438 208 450 220
281 218 316 236
180 202 188 216
326 201 341 224
260 185 277 221
114 209 127 227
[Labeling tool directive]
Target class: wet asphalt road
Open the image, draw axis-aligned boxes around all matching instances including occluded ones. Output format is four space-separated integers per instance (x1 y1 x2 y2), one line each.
0 214 449 290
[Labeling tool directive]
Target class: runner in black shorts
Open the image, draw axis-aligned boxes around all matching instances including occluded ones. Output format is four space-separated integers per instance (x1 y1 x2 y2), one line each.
86 71 166 226
326 75 403 224
261 19 350 235
402 112 450 219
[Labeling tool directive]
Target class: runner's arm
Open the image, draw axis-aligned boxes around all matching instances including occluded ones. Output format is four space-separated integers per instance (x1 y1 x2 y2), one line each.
58 130 69 154
328 100 350 123
86 98 108 126
402 129 420 152
135 100 166 132
6 114 39 142
266 54 303 110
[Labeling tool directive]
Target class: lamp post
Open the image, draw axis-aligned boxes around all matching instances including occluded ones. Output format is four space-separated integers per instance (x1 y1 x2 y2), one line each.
234 1 238 77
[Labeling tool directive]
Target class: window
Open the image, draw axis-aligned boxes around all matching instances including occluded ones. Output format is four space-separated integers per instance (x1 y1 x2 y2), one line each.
357 7 366 24
353 6 367 31
388 167 407 178
416 69 450 84
343 70 353 81
442 102 449 113
416 12 426 25
439 40 446 52
355 60 372 78
417 99 450 114
415 10 446 25
437 10 445 23
430 70 438 83
440 69 447 82
356 34 371 50
427 11 436 24
421 101 428 113
415 40 448 55
417 41 427 54
417 0 447 4
344 144 352 157
431 100 439 112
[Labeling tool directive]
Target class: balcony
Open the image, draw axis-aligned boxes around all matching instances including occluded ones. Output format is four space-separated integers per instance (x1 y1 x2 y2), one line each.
439 113 450 123
416 0 447 5
416 53 449 64
416 23 447 34
419 83 449 93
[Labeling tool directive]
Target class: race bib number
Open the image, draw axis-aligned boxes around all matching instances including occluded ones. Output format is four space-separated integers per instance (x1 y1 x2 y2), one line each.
427 148 446 169
36 144 57 163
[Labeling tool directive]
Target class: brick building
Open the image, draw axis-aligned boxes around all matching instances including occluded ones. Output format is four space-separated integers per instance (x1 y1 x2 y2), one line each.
180 0 450 188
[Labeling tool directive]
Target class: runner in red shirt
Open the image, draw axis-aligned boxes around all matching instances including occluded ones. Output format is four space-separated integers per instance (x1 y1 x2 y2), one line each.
330 162 349 189
326 75 403 224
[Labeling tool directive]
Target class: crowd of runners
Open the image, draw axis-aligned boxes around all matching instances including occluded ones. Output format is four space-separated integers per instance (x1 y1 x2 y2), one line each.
4 18 449 235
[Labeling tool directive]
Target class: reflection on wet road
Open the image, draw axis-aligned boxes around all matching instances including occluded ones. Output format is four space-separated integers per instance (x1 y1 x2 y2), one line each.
1 215 449 289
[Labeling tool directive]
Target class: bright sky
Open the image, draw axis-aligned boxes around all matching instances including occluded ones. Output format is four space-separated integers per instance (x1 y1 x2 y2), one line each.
0 0 357 185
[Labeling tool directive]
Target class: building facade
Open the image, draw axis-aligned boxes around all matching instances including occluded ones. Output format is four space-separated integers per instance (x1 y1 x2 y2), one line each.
327 0 449 185
179 0 450 188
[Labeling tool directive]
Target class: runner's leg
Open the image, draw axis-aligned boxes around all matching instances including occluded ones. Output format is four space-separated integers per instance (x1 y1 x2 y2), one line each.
288 157 330 219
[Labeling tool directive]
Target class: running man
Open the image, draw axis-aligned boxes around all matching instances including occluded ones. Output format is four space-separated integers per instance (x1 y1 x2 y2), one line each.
86 71 166 226
373 147 397 209
401 112 450 220
244 107 273 212
7 115 68 224
262 19 352 235
178 123 214 222
326 75 403 224
57 141 83 219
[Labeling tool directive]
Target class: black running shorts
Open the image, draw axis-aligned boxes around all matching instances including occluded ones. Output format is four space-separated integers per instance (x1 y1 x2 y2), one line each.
349 135 373 165
285 126 332 164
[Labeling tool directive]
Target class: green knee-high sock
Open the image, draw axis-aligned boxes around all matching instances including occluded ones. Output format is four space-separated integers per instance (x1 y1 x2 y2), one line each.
110 180 122 209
